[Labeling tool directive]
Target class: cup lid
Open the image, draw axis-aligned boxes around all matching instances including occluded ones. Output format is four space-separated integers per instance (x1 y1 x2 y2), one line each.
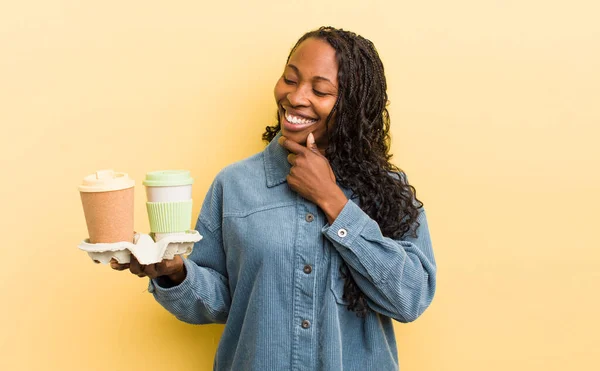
79 169 135 192
143 170 194 187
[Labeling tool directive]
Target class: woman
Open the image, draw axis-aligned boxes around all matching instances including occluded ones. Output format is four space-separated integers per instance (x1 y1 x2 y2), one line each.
113 26 436 370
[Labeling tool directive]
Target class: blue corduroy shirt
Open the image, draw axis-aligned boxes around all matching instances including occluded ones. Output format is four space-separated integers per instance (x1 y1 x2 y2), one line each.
148 133 437 370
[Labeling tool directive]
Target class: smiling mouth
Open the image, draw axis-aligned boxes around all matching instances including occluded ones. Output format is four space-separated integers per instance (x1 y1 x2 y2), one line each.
283 109 318 125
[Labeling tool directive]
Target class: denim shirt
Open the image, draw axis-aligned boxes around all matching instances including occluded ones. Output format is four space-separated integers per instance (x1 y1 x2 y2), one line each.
148 133 437 371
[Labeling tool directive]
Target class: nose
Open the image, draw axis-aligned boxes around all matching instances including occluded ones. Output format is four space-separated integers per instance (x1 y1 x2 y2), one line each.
286 85 310 107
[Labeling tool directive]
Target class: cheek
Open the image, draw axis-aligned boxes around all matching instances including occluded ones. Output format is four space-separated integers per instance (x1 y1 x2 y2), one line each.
274 79 287 102
318 100 337 124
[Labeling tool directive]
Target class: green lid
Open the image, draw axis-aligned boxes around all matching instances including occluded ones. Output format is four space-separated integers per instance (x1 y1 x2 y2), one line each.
143 170 194 187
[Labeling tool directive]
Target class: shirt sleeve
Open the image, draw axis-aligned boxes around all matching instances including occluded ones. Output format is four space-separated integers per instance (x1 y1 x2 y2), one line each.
147 176 231 325
322 200 437 323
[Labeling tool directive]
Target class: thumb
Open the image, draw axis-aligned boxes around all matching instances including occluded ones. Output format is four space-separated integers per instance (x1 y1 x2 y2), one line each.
307 132 319 153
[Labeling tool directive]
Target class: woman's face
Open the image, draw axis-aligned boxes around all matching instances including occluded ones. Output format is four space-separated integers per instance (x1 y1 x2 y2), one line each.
274 37 339 150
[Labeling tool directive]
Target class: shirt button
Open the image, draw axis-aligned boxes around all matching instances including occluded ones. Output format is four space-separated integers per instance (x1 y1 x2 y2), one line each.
337 228 348 238
301 320 311 329
303 265 312 274
305 213 314 222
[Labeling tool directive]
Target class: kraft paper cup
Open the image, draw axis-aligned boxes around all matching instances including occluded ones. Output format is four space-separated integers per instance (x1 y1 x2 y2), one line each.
143 170 193 240
79 169 135 244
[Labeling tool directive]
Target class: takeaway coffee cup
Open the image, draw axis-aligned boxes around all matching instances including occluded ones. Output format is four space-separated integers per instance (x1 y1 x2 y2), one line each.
143 170 194 241
79 169 135 244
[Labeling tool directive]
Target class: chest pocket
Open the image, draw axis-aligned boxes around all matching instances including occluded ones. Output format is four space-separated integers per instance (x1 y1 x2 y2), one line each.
223 203 297 279
329 250 350 305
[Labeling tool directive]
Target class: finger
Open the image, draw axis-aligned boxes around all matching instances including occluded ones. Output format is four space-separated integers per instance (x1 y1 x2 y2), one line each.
307 132 319 153
110 258 130 271
129 255 142 275
287 153 296 165
143 264 159 279
136 262 148 278
278 136 308 155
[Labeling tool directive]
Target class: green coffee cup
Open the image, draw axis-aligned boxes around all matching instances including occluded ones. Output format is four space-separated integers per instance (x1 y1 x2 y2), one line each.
143 170 194 235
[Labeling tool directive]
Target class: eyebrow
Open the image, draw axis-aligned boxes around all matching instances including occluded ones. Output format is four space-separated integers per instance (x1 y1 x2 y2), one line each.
287 64 336 87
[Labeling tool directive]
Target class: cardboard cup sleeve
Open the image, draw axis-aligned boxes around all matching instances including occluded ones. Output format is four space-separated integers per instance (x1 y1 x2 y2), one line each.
80 187 134 244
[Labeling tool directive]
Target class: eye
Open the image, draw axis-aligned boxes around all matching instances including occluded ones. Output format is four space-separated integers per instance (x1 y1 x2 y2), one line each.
283 77 296 85
313 89 326 97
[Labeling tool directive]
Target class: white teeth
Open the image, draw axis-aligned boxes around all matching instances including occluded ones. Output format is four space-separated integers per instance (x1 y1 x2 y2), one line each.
285 111 317 125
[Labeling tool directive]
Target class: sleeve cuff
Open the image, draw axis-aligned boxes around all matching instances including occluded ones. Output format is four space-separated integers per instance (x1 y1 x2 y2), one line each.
321 200 370 246
148 257 197 302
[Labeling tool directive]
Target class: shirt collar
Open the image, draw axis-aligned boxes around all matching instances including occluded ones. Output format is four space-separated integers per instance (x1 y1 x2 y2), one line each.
264 131 291 188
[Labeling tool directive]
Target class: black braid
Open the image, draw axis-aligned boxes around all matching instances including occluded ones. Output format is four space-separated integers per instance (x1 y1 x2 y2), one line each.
263 26 423 318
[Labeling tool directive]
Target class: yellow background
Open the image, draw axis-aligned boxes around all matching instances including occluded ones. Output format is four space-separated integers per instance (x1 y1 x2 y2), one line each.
1 1 598 370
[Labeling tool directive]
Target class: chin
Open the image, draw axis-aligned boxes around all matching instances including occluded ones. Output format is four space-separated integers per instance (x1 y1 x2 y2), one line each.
280 128 307 144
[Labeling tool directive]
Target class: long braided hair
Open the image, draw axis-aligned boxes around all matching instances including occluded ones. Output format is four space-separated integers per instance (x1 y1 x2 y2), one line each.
263 26 423 317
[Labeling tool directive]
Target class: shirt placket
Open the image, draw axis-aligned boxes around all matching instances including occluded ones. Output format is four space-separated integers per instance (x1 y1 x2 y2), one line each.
290 197 320 371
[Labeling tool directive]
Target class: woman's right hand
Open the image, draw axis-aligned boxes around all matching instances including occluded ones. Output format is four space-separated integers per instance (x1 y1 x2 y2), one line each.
110 255 187 285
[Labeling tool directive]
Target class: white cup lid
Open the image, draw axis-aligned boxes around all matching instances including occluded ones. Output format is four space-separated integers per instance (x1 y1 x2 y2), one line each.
79 169 135 192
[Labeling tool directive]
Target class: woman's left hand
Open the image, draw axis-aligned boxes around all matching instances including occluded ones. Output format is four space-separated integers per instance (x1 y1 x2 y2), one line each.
278 133 348 224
